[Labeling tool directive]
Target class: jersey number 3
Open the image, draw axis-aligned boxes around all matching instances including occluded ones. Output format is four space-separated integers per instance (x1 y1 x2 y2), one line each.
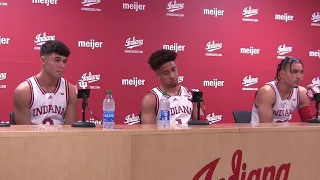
43 118 54 125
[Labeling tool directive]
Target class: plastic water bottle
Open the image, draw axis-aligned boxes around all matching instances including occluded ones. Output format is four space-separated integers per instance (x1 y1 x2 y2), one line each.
103 90 115 129
157 91 170 128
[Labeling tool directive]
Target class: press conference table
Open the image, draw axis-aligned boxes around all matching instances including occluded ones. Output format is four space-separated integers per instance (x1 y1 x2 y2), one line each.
0 123 319 180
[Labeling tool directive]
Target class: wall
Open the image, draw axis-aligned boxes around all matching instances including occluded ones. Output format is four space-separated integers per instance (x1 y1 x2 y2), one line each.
0 0 319 125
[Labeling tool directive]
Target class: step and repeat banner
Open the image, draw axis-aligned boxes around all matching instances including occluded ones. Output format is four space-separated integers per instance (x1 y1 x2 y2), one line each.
0 0 319 125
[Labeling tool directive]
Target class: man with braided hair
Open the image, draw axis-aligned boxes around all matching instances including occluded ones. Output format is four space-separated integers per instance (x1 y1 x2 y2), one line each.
251 56 315 123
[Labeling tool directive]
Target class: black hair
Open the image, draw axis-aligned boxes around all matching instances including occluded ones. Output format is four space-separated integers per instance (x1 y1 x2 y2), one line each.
148 49 177 71
40 40 70 57
275 56 303 80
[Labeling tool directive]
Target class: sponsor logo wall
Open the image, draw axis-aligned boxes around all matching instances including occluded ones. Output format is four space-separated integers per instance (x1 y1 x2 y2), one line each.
0 0 319 124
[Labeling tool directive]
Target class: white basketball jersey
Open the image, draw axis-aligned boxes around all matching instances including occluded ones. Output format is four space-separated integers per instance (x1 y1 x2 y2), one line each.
151 85 193 125
26 76 69 125
251 80 300 124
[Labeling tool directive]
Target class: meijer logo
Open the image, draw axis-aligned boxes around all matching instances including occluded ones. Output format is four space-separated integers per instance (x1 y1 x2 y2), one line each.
163 43 185 52
122 77 145 87
242 6 258 22
203 79 224 88
309 50 320 58
193 149 291 180
205 40 222 57
32 0 57 6
0 36 10 45
275 13 294 22
240 47 260 55
78 39 103 49
122 2 146 12
204 8 224 17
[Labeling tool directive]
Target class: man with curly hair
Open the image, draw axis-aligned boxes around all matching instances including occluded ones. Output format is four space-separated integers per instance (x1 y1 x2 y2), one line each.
140 49 205 124
13 40 78 125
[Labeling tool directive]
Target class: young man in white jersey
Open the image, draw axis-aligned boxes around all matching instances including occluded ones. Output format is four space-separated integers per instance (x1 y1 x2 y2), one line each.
140 49 206 124
251 56 316 123
13 40 78 125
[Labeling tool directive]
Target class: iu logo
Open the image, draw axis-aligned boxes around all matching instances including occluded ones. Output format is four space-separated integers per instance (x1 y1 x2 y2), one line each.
78 80 88 89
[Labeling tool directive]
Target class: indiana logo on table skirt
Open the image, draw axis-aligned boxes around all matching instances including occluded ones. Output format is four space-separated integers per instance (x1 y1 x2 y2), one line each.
193 149 291 180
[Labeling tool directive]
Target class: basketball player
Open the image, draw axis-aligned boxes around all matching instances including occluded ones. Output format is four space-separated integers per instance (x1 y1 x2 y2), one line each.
140 49 206 124
13 40 78 125
251 56 315 123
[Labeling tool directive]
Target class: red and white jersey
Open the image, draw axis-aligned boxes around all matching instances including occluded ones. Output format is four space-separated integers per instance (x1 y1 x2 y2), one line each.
150 85 193 125
26 76 69 125
251 80 300 123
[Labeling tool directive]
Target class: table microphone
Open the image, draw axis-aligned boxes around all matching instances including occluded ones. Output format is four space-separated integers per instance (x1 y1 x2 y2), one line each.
188 91 209 125
306 84 320 123
71 80 96 127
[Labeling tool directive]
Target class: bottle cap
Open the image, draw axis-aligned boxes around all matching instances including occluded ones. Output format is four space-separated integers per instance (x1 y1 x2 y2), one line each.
106 90 112 94
162 92 167 95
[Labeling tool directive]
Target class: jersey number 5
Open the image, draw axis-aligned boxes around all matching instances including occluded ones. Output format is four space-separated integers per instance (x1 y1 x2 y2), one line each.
43 118 54 125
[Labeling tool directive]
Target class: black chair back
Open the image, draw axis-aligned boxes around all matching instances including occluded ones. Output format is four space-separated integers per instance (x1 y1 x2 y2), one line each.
232 111 251 123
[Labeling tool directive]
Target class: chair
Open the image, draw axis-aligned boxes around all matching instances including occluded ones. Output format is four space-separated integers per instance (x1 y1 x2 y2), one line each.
232 110 251 123
10 112 16 125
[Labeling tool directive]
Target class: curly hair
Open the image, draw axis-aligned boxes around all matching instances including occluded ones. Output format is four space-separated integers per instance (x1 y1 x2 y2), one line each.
40 40 70 57
276 56 303 80
148 49 177 71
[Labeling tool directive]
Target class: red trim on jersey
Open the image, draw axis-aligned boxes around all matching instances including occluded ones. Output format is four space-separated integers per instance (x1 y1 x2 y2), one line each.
156 85 182 97
178 86 182 96
65 80 69 104
275 81 293 100
33 76 45 95
33 76 61 94
150 90 159 115
26 79 34 108
53 78 61 94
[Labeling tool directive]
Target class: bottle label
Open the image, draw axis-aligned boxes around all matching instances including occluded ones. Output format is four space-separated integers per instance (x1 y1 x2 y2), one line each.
159 110 170 121
103 111 115 122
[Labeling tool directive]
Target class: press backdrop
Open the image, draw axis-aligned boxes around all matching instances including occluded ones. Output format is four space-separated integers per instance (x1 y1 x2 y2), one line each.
0 0 319 125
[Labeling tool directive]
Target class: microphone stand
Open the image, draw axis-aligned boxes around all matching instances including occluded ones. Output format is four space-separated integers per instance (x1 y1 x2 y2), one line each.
308 100 320 123
72 90 96 127
188 92 209 125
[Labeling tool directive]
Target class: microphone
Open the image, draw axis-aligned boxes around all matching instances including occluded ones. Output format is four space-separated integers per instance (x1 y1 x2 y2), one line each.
306 84 320 123
71 80 96 127
188 90 209 125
